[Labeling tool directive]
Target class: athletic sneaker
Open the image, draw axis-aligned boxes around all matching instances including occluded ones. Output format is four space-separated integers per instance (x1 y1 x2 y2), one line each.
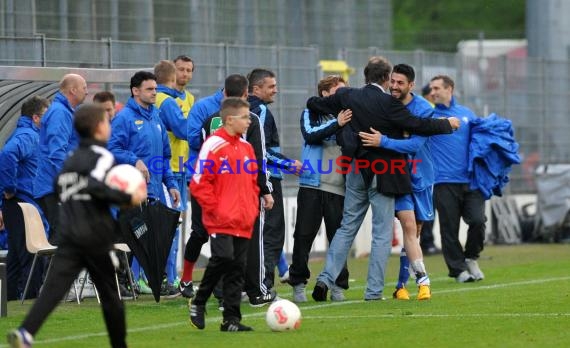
249 290 276 307
417 284 431 300
392 287 410 300
312 281 328 302
455 270 475 283
160 283 181 299
330 285 345 301
279 270 290 284
465 258 485 281
220 320 253 332
292 283 307 303
137 279 153 294
179 281 195 299
7 328 33 348
189 302 206 330
218 298 225 311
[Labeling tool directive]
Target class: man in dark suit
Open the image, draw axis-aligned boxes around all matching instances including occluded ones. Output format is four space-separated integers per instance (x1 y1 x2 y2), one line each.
308 56 460 301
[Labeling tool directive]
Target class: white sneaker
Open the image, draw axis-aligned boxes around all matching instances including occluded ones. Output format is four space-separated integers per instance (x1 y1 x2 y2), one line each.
455 270 475 283
466 258 485 281
279 270 290 284
330 285 345 301
293 283 307 303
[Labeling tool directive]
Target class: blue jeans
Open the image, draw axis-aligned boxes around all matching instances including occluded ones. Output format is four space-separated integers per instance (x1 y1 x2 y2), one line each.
316 162 394 299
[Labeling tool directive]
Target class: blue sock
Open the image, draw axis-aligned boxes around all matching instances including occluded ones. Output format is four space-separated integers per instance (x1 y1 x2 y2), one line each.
277 251 288 277
396 248 410 289
132 257 141 282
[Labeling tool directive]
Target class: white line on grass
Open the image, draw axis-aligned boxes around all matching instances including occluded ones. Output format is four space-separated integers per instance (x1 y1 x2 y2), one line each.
14 275 570 346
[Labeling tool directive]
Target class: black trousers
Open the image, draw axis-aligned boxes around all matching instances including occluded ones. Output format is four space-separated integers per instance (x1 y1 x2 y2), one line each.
36 193 60 245
4 198 44 300
21 245 126 348
183 194 208 262
193 234 249 322
185 194 266 299
244 201 269 298
434 183 486 277
262 177 285 290
289 188 349 288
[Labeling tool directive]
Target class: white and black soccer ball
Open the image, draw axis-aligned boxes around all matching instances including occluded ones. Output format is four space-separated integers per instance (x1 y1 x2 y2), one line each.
266 299 302 331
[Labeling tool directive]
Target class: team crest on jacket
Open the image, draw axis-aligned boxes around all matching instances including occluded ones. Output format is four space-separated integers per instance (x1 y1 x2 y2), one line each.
135 119 144 130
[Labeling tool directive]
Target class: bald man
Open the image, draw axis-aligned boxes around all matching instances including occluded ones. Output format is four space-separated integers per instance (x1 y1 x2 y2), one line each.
33 73 88 244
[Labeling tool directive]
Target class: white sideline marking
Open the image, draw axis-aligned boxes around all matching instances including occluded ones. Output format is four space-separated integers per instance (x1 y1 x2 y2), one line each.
11 276 570 346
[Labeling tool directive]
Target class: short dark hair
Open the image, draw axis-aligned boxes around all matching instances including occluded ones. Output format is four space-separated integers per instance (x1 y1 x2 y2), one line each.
247 68 275 93
173 55 195 71
220 97 250 122
392 64 415 83
93 91 116 105
364 56 392 84
421 84 431 97
224 74 249 97
130 71 156 96
73 104 106 139
21 95 49 117
431 75 455 90
317 75 346 97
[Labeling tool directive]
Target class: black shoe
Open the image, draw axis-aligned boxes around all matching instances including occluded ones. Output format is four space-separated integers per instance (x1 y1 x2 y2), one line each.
218 298 225 311
312 281 328 302
220 320 253 332
119 284 137 300
189 302 206 330
249 290 276 307
179 281 195 299
160 283 181 299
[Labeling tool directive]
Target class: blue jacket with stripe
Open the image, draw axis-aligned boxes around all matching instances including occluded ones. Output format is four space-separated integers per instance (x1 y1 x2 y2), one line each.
298 108 340 187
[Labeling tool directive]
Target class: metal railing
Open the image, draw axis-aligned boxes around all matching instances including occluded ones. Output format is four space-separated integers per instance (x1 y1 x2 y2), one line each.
2 36 568 194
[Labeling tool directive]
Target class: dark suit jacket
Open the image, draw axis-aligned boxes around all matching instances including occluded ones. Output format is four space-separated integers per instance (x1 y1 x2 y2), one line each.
306 84 452 195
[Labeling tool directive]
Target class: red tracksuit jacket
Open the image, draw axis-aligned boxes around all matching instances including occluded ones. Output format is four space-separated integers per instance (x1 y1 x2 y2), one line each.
190 127 260 239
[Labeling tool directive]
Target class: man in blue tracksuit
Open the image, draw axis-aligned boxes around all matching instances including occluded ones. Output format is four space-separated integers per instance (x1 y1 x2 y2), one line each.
108 71 181 290
33 74 88 245
429 75 486 283
0 96 50 300
247 68 302 305
108 71 180 203
154 60 189 297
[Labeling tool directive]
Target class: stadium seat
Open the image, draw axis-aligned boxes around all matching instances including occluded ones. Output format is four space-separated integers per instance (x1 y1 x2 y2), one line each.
18 203 58 304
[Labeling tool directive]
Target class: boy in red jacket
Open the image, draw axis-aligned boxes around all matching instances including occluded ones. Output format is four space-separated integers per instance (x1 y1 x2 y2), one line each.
189 97 260 332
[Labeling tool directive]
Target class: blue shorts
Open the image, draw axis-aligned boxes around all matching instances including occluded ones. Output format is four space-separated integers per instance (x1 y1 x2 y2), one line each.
395 186 434 221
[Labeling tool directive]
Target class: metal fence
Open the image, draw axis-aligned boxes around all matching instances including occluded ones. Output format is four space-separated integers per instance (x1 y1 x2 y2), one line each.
1 36 569 195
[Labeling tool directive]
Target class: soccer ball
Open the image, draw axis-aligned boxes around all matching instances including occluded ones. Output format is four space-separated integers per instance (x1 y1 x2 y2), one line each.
105 164 147 196
266 299 302 331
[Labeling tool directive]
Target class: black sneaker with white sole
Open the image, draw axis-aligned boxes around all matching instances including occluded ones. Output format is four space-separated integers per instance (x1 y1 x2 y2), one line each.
220 320 253 332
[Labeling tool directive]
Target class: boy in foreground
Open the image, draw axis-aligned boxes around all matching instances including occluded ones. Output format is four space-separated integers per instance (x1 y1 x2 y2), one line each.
8 104 146 348
189 97 260 332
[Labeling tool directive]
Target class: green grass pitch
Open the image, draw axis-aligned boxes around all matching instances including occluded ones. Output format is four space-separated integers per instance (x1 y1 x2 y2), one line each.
1 244 569 347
